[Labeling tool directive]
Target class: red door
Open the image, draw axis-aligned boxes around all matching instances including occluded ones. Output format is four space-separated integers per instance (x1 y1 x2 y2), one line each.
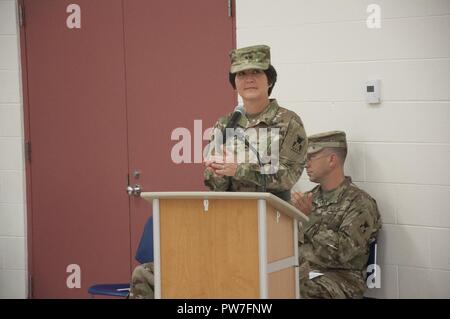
22 0 235 298
123 0 236 268
23 0 131 298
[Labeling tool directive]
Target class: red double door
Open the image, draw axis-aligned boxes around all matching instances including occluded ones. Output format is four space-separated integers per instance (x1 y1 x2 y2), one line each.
21 0 235 298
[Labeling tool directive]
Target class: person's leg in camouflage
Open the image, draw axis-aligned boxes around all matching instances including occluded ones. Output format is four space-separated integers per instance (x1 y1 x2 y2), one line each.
129 262 155 299
301 275 346 299
300 273 365 299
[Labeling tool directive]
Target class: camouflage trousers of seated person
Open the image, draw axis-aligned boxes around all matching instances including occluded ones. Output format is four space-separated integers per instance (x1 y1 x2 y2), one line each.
300 273 366 299
129 262 155 299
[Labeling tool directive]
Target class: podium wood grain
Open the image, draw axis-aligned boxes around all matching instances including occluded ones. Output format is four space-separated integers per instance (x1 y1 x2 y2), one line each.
141 192 308 298
159 199 260 298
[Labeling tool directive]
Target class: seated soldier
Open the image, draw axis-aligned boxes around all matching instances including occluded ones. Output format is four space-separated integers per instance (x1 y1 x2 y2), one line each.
129 262 154 299
291 131 381 299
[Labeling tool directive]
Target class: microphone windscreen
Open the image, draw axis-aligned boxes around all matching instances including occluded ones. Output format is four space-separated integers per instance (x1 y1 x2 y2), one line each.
234 105 245 114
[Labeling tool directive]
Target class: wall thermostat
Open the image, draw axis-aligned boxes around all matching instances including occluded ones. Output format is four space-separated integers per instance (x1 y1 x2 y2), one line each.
365 80 381 104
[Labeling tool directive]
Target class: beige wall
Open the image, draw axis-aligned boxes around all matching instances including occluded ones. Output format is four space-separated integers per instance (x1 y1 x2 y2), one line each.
237 0 450 298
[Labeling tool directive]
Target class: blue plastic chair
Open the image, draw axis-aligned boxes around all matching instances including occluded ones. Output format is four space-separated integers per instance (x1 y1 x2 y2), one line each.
88 216 154 297
366 238 378 279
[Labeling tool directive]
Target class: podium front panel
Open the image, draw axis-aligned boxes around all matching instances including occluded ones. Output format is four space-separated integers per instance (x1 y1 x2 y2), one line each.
158 199 260 298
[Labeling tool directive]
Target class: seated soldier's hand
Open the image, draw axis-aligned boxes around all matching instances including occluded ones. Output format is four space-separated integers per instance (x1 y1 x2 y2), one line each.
291 192 313 216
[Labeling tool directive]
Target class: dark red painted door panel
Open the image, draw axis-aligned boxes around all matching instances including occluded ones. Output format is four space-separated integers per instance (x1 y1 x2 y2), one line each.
24 0 131 298
123 0 236 262
23 0 235 298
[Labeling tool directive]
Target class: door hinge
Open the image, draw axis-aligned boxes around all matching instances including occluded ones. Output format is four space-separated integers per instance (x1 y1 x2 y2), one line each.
18 4 25 27
227 0 232 17
25 141 31 162
28 275 33 299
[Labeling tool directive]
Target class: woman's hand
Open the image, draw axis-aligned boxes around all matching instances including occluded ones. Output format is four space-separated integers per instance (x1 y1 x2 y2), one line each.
205 151 238 177
210 162 238 177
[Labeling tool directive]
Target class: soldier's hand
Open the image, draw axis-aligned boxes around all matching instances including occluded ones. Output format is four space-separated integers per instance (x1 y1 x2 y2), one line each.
291 192 313 216
204 160 213 168
204 159 216 177
208 149 238 177
205 156 222 176
205 154 224 167
211 162 238 177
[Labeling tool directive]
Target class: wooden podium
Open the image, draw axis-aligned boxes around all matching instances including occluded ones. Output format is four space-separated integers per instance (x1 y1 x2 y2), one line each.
140 192 308 299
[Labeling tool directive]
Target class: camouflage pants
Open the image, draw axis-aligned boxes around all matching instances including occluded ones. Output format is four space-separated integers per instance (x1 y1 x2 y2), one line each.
129 262 155 299
300 273 365 299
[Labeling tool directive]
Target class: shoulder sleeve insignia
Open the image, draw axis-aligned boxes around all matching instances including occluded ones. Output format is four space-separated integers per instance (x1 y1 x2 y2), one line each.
291 135 304 154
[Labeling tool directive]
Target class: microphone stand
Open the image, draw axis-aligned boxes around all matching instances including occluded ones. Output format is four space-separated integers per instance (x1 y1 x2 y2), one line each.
234 129 267 193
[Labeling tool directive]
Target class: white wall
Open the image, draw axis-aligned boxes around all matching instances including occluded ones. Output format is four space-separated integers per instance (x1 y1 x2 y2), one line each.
237 0 450 298
0 0 27 299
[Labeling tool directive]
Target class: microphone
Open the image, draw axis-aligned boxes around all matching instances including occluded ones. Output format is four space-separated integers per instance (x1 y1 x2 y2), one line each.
222 105 245 144
220 105 268 194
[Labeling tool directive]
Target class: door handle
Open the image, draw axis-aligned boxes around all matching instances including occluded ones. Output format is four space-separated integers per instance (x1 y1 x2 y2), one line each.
126 184 142 197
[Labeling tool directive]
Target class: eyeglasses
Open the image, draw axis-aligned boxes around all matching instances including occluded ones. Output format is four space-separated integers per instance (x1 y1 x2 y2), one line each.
306 153 331 162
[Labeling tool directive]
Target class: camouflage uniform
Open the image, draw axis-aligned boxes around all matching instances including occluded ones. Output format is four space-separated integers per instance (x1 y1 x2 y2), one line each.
299 176 382 299
129 262 154 299
204 98 307 201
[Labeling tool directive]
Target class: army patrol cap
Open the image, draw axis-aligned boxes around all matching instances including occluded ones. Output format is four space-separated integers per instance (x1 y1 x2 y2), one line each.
229 45 271 74
307 131 347 155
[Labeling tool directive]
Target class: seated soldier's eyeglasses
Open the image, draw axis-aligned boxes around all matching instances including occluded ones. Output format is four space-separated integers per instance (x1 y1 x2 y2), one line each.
306 153 331 162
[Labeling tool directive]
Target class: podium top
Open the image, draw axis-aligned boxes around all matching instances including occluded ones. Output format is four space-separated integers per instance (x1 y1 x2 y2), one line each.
140 191 309 223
